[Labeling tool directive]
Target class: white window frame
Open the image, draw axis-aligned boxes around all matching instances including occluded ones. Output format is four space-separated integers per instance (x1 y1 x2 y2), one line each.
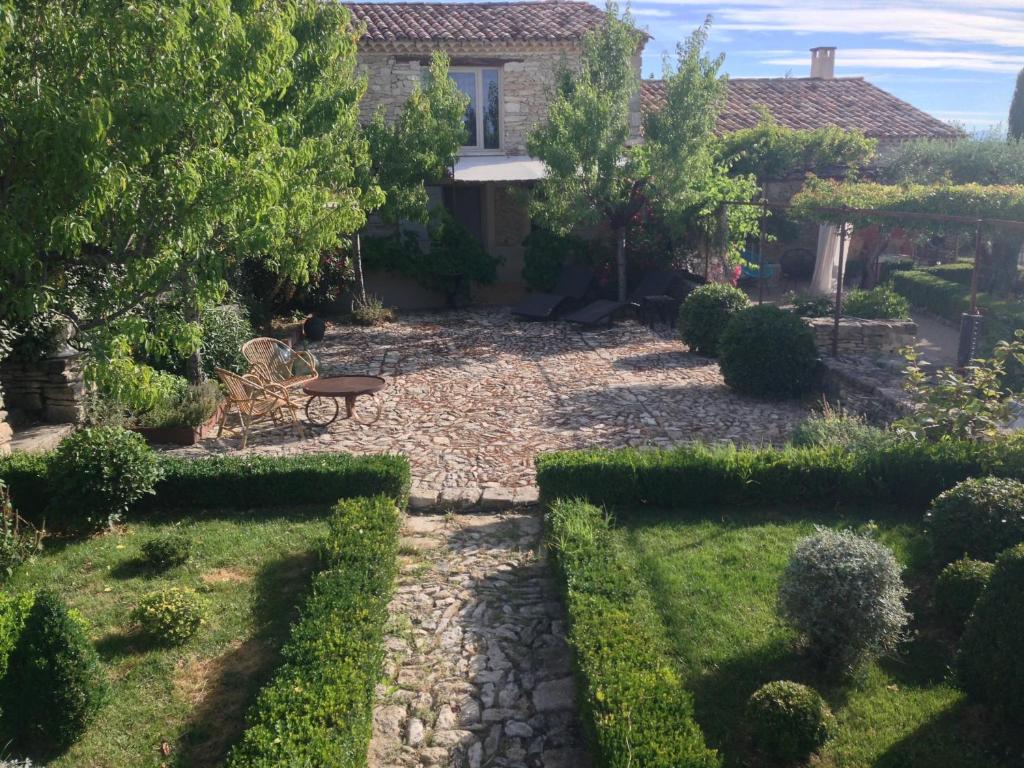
450 66 502 154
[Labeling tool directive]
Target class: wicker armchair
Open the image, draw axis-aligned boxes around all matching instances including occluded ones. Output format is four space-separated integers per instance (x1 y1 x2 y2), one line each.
215 368 304 448
241 337 318 393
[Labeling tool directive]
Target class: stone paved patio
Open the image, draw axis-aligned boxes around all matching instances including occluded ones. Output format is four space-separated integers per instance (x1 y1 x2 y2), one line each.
171 309 808 506
370 510 587 768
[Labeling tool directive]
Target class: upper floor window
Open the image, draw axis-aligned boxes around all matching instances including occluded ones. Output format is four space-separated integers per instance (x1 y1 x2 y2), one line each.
451 67 500 150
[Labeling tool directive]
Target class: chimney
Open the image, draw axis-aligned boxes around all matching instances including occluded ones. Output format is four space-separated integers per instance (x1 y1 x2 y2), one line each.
810 47 835 79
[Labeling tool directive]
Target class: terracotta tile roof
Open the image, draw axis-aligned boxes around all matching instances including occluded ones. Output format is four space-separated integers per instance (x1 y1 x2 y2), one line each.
343 1 606 44
641 77 961 140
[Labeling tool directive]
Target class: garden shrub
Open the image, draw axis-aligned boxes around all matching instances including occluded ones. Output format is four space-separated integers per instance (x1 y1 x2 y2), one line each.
789 293 833 318
226 495 400 767
197 303 253 376
0 590 33 680
935 558 993 633
678 283 750 356
131 587 205 645
790 410 891 452
140 533 193 570
957 542 1024 723
890 270 970 321
747 681 835 765
842 285 910 319
547 499 720 768
48 427 162 531
926 477 1024 563
0 483 44 581
718 305 820 399
349 294 394 326
922 262 974 287
535 437 1024 514
1 452 411 526
778 527 910 673
522 227 591 292
0 590 108 757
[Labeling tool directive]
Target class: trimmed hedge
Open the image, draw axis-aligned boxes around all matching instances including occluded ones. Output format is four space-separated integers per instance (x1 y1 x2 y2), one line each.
0 453 410 524
922 262 974 286
226 495 399 767
547 499 720 768
890 270 971 320
536 439 1024 513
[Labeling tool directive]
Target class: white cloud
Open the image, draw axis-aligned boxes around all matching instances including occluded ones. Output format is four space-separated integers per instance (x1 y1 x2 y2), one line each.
764 48 1024 73
632 7 674 17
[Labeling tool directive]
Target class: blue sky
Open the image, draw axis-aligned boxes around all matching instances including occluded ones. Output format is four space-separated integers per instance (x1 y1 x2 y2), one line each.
630 0 1024 133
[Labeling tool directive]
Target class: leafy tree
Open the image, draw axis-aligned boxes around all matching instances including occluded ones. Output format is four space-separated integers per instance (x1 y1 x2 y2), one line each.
1010 68 1024 142
364 52 468 228
528 5 754 301
0 0 380 385
877 136 1024 185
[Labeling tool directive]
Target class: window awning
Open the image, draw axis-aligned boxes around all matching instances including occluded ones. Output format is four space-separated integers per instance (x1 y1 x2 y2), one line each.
452 155 547 183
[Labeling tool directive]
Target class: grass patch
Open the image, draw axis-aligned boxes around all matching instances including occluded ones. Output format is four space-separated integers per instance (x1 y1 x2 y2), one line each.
7 510 330 768
617 507 1014 768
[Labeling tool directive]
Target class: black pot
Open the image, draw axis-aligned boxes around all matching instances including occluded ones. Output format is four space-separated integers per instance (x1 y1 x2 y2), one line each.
303 315 326 342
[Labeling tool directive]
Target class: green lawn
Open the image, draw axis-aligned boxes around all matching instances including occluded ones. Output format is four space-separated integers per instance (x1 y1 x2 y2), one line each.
7 509 330 768
618 508 1016 768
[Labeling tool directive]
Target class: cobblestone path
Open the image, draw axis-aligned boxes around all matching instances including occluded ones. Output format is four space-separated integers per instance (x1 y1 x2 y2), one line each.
369 511 588 768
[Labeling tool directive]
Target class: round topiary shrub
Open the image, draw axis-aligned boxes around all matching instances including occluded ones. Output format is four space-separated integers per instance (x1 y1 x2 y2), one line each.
778 527 910 673
49 426 162 532
926 477 1024 564
747 680 835 764
957 542 1024 723
718 305 820 399
0 590 108 757
935 558 993 633
140 533 193 570
131 587 205 646
678 283 750 356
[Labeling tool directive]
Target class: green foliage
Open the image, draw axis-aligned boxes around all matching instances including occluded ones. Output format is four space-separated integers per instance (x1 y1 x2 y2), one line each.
349 295 394 327
131 587 204 645
0 483 44 581
547 499 720 768
890 269 971 319
0 590 108 758
926 477 1024 563
1011 69 1024 142
197 304 253 377
790 410 891 452
535 437 1024 513
896 333 1024 442
935 558 993 633
878 136 1024 185
921 262 975 286
0 452 411 526
135 380 222 429
0 0 376 381
789 292 834 317
721 112 876 182
842 285 910 319
778 527 910 673
747 681 835 764
49 427 162 531
417 212 501 305
678 282 750 355
364 52 468 226
957 542 1024 723
718 305 820 399
522 228 591 291
0 590 33 681
140 533 193 570
225 496 399 767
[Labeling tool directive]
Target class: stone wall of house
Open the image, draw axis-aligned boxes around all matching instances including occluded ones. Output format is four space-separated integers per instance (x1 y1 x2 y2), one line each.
0 353 86 425
804 317 917 357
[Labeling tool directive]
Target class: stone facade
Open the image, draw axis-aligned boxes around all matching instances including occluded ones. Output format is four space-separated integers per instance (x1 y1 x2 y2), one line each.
804 317 917 358
0 353 86 426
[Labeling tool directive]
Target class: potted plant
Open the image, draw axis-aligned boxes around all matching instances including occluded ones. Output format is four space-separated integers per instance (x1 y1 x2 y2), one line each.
131 380 225 446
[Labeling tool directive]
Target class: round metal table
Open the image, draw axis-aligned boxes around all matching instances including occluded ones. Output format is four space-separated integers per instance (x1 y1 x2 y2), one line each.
302 375 386 426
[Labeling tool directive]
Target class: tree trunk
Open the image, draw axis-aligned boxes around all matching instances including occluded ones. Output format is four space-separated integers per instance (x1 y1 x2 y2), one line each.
615 227 627 303
184 290 203 385
355 233 367 305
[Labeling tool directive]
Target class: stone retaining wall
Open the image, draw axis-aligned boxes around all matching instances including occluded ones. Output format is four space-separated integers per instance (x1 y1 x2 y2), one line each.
819 356 911 425
805 317 917 357
0 353 86 425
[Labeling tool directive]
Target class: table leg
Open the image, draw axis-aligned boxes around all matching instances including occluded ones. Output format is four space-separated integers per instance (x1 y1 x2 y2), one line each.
345 395 356 419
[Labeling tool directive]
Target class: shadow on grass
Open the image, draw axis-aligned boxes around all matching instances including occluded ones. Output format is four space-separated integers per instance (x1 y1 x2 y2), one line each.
173 550 320 768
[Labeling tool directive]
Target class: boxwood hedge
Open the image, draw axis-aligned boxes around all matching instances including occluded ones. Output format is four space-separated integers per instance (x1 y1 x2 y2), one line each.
0 452 410 526
547 499 719 768
226 495 400 767
536 439 1024 514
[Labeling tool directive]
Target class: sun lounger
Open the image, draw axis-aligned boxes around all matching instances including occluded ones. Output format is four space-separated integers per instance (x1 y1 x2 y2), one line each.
510 264 594 320
563 268 679 326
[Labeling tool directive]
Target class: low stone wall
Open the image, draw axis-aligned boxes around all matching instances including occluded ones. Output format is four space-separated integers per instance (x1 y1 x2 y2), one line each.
805 317 917 357
819 356 912 425
0 353 86 425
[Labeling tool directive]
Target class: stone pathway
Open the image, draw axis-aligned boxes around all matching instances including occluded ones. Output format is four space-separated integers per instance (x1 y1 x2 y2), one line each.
370 511 587 768
170 310 808 504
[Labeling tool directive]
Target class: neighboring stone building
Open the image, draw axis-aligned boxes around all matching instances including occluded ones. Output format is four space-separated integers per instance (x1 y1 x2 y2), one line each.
345 2 957 307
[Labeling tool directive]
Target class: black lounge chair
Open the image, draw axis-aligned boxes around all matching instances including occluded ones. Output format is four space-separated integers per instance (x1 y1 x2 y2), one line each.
563 268 679 327
510 264 594 320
